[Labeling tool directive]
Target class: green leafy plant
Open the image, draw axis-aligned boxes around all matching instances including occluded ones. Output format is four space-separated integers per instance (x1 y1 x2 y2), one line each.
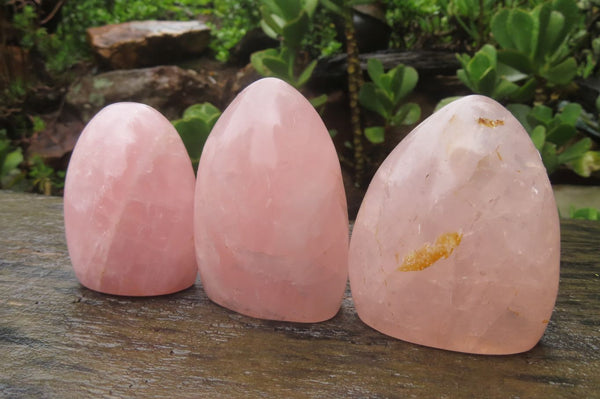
304 6 342 58
0 130 24 189
570 150 600 178
251 0 319 89
259 0 318 49
490 0 582 97
358 59 421 143
172 103 221 172
507 102 598 176
573 0 600 78
28 156 65 195
569 206 600 221
447 0 496 48
320 0 376 185
385 0 450 49
251 47 318 89
9 0 213 75
208 0 262 62
456 44 535 102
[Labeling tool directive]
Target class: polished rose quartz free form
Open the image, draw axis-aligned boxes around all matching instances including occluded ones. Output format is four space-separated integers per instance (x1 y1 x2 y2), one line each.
349 95 560 354
64 102 197 296
194 78 349 322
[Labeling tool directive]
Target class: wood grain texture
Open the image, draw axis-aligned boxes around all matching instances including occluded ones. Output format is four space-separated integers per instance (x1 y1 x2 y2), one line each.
1 190 599 398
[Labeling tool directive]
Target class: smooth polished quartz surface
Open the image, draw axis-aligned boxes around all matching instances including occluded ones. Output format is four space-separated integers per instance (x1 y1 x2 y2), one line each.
194 78 349 322
349 95 560 354
64 102 197 296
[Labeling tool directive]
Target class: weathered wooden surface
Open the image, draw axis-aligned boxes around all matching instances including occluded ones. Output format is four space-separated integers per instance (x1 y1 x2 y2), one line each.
1 190 599 398
313 50 461 81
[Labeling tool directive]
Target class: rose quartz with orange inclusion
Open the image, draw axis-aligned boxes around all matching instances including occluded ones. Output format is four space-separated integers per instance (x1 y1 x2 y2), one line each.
194 78 349 322
349 95 560 354
64 102 197 296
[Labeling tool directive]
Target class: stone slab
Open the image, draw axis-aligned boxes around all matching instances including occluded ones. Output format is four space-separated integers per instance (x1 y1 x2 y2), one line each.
87 20 211 69
65 65 218 123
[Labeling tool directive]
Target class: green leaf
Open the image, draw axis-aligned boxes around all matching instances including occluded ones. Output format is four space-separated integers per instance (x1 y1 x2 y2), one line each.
260 0 281 15
183 103 221 121
497 49 534 74
541 57 577 85
0 142 9 166
545 124 576 147
497 62 529 83
260 7 286 35
508 77 537 103
172 118 212 172
456 53 472 70
557 102 582 126
378 73 392 93
457 69 474 92
570 151 600 177
491 9 513 50
528 105 553 127
262 56 292 80
493 79 518 100
358 82 391 119
570 207 599 221
309 94 328 109
558 138 592 164
552 0 581 41
1 148 23 177
206 113 221 129
281 10 309 48
479 44 497 63
319 0 344 16
468 50 493 82
279 47 294 67
537 9 565 62
476 67 497 97
303 0 318 17
530 125 546 151
367 58 384 87
391 103 420 126
260 19 279 39
541 142 559 174
251 49 279 76
507 103 533 132
364 126 385 144
508 9 535 55
268 0 302 21
434 96 463 113
296 59 317 88
391 65 418 103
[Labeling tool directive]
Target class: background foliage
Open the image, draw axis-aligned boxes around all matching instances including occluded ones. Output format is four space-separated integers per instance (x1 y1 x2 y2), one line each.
1 0 599 198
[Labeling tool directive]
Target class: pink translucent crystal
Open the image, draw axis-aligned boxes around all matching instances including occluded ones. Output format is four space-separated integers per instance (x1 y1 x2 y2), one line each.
349 95 560 354
194 78 349 322
64 102 197 296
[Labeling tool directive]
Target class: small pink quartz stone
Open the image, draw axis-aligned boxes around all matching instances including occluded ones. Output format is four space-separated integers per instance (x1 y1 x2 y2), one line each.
349 95 560 354
194 78 349 322
64 102 197 296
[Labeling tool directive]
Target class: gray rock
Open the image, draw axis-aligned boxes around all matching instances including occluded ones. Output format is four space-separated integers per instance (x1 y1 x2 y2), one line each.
87 20 211 69
65 65 220 122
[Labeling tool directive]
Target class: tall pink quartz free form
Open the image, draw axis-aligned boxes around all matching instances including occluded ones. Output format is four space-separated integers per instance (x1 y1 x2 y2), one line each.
194 78 349 322
349 95 560 354
64 102 197 296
